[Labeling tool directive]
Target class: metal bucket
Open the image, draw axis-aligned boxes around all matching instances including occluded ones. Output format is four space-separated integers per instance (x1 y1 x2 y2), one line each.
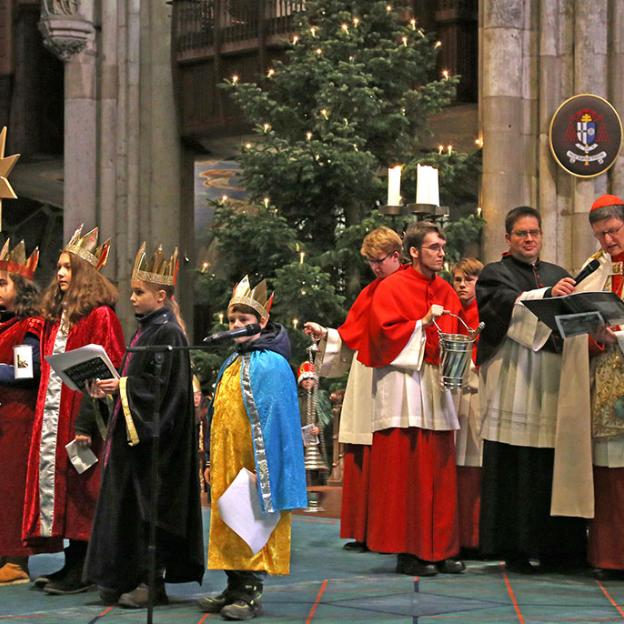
433 313 484 391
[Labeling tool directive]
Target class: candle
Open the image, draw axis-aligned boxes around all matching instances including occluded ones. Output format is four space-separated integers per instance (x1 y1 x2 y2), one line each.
218 312 224 324
299 251 305 264
476 206 482 218
416 164 440 206
387 165 402 206
292 318 299 330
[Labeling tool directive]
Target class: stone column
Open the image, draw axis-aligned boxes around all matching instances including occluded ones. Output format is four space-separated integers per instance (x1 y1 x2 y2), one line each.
537 0 574 268
107 0 182 332
608 0 624 198
571 0 608 268
481 0 533 261
39 0 97 241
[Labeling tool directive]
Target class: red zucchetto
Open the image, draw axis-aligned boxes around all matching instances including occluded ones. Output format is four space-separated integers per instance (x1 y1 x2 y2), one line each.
591 194 624 212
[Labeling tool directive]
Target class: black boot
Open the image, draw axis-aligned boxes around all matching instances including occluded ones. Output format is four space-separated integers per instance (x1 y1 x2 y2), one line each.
44 540 93 595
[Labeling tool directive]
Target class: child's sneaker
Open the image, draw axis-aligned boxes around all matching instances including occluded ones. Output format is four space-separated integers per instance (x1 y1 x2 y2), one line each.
197 590 233 613
220 597 262 620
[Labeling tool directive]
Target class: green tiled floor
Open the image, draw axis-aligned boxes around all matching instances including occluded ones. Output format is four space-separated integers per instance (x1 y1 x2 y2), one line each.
1 512 624 623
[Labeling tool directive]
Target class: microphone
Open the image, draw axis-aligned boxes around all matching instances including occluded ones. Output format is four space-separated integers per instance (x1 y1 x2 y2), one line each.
202 323 261 344
573 258 600 285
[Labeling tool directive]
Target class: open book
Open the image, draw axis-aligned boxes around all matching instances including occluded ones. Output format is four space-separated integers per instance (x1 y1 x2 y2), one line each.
46 344 119 392
522 291 624 338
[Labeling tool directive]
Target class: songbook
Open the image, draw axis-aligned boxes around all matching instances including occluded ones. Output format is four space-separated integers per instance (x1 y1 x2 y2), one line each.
46 344 119 392
217 468 280 555
522 291 624 337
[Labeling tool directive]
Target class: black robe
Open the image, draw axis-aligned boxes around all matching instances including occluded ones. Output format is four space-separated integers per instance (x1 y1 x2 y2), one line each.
475 254 585 562
476 254 569 365
84 307 204 591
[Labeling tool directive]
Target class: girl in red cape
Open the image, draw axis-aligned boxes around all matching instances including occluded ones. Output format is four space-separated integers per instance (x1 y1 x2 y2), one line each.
0 241 57 585
23 226 125 595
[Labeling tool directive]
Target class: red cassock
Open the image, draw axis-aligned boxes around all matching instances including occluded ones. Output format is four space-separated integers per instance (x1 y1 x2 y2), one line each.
362 268 462 561
22 306 125 546
336 276 385 542
457 298 481 551
0 316 57 556
589 251 624 569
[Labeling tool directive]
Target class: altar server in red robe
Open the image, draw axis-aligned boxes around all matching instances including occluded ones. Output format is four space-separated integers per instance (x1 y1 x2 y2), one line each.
23 226 125 594
452 257 483 553
304 227 403 552
363 221 464 576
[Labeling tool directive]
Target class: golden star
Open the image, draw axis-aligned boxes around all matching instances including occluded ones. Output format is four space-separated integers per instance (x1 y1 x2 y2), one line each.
0 127 21 230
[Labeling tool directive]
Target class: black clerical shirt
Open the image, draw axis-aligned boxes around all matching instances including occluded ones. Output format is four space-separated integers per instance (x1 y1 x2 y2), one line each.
476 254 570 365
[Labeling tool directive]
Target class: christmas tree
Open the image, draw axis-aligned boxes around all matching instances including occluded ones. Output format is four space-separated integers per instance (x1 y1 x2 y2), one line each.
194 0 482 382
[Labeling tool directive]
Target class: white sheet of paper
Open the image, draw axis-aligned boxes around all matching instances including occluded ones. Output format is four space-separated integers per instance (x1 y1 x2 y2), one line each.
65 439 99 474
217 468 280 555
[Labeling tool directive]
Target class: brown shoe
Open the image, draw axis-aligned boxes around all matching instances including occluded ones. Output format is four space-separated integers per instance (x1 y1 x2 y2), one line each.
0 562 30 586
118 582 168 609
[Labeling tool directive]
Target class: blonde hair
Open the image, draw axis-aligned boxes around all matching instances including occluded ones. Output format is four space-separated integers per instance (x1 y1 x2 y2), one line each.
360 226 402 259
453 257 484 278
141 281 188 338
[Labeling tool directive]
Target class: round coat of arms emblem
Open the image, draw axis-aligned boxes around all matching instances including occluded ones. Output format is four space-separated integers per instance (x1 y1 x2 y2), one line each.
549 94 622 178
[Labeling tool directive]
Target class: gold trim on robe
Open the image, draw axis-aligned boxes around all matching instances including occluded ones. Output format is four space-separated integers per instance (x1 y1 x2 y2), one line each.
119 377 140 446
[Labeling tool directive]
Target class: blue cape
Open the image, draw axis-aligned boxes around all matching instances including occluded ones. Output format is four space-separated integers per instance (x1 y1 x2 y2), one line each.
214 348 307 513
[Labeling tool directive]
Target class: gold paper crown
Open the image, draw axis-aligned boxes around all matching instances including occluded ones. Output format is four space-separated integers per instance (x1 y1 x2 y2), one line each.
0 239 39 279
228 275 274 319
132 241 179 287
64 224 110 271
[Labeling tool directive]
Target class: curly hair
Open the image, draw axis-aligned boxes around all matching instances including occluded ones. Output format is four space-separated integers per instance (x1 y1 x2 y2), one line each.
39 252 118 327
7 273 40 319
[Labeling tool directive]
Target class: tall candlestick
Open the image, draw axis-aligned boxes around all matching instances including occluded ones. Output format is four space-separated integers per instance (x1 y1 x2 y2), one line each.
387 165 402 206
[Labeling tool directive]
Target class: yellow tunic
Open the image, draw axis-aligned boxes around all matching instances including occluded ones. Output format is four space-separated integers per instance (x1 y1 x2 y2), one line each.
208 357 292 574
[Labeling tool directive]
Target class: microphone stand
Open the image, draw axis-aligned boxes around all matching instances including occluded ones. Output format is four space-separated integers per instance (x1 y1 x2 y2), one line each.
124 342 227 624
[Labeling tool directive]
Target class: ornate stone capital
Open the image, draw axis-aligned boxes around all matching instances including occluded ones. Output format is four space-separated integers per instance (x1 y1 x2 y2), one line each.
38 0 95 62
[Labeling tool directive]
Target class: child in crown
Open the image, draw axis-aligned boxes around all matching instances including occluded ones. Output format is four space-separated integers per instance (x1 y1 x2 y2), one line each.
83 242 204 608
23 226 125 595
197 276 307 621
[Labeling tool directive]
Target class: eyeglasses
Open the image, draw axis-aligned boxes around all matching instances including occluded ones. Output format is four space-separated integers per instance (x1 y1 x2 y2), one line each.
594 222 624 240
511 229 542 239
366 252 394 265
421 244 446 254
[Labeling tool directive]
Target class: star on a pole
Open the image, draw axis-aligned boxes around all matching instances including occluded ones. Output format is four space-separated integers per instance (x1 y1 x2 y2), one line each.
0 127 21 231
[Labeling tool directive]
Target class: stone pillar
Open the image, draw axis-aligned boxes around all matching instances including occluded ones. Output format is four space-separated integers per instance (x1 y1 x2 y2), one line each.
480 0 622 271
537 0 574 268
481 0 533 261
608 0 624 198
571 0 608 268
38 0 97 241
105 0 182 331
